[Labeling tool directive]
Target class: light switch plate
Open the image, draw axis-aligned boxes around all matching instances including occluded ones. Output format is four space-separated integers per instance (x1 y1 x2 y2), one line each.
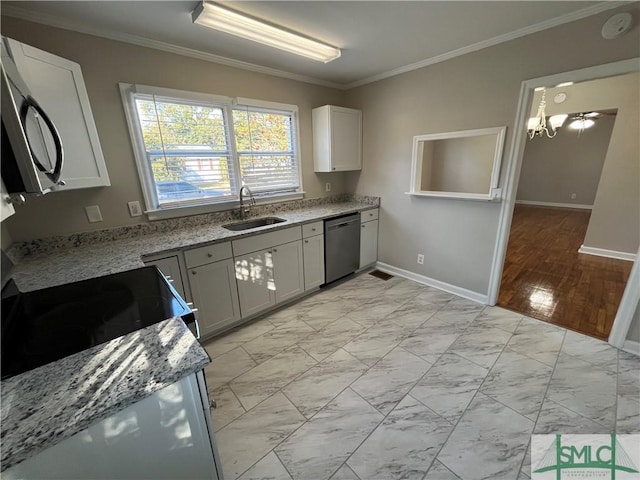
128 201 142 217
85 205 103 223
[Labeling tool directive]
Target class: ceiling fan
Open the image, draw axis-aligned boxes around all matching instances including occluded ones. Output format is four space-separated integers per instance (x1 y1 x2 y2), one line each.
567 111 615 133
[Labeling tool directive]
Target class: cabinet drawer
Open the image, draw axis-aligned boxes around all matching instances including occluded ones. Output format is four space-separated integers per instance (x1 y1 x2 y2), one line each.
302 221 323 238
361 208 379 223
232 227 302 256
184 242 232 269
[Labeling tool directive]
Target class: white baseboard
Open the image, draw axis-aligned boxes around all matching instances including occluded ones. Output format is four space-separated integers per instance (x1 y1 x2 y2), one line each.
515 200 593 210
376 262 489 304
622 339 640 356
578 245 637 262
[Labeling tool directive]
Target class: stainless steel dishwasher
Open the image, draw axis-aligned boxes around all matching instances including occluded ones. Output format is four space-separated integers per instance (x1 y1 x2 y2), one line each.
324 212 361 284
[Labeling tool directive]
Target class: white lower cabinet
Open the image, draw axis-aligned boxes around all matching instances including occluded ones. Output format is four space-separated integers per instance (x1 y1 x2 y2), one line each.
235 239 304 318
2 373 221 480
189 258 241 337
234 249 275 318
272 240 304 303
303 234 325 290
360 215 379 268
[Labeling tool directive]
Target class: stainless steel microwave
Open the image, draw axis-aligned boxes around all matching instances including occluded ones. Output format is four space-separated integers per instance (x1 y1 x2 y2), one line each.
1 36 64 202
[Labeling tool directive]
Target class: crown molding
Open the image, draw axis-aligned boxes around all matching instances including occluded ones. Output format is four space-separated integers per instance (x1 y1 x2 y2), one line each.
2 1 627 91
344 1 627 89
0 4 345 90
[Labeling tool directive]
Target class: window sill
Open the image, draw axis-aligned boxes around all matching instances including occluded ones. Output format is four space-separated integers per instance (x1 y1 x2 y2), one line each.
145 192 306 221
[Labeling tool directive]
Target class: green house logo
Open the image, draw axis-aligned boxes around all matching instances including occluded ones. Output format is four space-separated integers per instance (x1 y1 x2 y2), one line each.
532 434 640 479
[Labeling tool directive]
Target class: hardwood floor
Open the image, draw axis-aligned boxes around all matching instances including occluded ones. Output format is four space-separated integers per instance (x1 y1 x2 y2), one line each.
498 204 632 340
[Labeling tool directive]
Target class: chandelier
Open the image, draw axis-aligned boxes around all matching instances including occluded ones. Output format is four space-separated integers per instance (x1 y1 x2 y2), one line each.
527 89 568 140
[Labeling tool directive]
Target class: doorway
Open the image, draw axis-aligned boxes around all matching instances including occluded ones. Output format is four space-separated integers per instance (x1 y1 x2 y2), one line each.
490 60 640 343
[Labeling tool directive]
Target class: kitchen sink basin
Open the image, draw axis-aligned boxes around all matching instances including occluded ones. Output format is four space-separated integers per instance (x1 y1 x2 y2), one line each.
223 217 287 231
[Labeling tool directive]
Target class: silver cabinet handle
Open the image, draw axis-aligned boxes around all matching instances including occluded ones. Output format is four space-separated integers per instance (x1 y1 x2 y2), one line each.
167 278 174 283
312 227 316 231
191 270 197 275
191 308 199 314
305 240 309 243
187 302 194 307
207 253 213 257
361 225 365 228
273 248 278 252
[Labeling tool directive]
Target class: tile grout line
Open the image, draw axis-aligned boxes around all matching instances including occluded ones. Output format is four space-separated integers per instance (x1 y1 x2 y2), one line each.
263 296 439 480
339 321 473 479
519 327 568 477
428 318 523 479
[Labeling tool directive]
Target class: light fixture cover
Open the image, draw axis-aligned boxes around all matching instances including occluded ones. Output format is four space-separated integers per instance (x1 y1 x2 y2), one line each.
549 114 568 130
192 2 341 63
568 118 595 130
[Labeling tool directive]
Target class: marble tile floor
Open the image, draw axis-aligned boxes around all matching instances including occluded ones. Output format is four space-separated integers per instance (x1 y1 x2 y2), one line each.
202 272 639 480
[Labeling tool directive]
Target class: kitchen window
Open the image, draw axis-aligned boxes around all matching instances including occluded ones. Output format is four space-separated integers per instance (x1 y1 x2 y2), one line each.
120 84 302 219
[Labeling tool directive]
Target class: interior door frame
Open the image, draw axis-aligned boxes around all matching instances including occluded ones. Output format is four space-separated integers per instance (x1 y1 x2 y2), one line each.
487 57 640 348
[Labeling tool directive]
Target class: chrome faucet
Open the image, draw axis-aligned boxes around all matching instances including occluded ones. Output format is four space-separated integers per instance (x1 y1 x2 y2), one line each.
239 186 256 220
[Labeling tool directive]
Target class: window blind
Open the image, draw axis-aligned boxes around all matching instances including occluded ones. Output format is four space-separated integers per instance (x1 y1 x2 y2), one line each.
134 95 239 206
232 104 300 196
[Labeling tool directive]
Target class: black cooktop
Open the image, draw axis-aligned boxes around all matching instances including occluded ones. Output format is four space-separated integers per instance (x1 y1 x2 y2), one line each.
1 266 195 380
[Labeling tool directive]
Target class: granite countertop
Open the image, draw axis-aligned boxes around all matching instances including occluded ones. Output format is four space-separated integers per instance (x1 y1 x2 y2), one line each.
0 317 210 472
12 201 377 292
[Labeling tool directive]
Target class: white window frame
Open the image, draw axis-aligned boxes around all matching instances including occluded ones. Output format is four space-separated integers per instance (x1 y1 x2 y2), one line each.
119 83 303 220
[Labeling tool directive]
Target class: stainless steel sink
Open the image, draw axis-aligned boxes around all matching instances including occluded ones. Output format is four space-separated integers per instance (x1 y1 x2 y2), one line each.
223 217 286 231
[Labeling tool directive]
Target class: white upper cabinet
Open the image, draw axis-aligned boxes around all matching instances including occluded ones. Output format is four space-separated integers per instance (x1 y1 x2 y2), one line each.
313 105 362 172
6 38 110 190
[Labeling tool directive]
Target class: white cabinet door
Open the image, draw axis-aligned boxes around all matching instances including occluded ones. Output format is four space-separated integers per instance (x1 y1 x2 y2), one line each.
235 249 275 318
303 235 325 290
6 38 110 191
144 255 187 300
331 108 362 171
1 179 15 222
360 219 379 268
313 105 362 172
272 240 304 303
189 259 241 338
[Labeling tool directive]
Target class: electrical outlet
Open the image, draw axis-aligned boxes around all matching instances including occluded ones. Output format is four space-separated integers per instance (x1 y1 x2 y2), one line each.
128 201 142 217
85 205 103 223
571 193 577 199
417 254 424 265
325 182 331 192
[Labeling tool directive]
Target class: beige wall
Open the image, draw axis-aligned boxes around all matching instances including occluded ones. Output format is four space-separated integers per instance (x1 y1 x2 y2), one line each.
525 73 639 254
344 4 639 295
1 16 346 242
517 114 615 206
423 135 495 194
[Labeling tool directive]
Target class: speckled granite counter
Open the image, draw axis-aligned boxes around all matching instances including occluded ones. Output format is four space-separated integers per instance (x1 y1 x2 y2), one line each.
11 201 378 292
0 317 209 471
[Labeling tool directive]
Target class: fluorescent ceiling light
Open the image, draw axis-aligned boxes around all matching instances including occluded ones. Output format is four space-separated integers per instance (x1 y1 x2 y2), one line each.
192 2 341 63
555 81 574 87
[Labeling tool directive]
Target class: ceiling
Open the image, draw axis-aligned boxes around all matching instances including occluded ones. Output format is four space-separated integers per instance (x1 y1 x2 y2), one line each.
1 1 621 88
